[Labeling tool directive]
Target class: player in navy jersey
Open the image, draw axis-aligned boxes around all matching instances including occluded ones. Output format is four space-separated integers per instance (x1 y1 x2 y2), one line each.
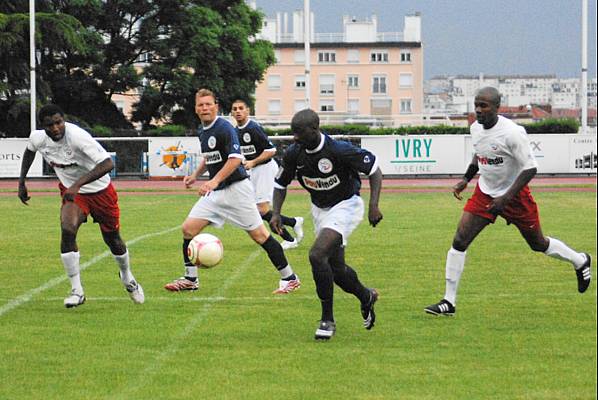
231 99 304 250
271 109 383 340
164 89 301 294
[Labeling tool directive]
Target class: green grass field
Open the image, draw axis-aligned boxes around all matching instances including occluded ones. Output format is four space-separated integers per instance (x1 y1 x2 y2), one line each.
0 189 596 399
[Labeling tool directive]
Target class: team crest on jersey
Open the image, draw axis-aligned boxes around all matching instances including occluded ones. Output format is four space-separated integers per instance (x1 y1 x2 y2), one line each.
241 145 256 155
490 143 498 151
318 158 333 173
363 155 371 163
243 133 251 143
302 175 340 191
203 150 223 164
207 136 217 149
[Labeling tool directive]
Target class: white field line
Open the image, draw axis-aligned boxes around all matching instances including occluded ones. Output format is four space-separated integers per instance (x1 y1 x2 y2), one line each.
0 225 180 318
107 249 263 400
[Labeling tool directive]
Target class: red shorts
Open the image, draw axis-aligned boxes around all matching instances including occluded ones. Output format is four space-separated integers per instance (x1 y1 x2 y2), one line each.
464 184 541 229
59 183 121 232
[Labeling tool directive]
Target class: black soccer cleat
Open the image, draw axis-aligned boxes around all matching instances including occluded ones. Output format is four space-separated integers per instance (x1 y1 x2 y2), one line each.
314 320 336 340
360 288 379 330
424 299 455 316
576 253 592 293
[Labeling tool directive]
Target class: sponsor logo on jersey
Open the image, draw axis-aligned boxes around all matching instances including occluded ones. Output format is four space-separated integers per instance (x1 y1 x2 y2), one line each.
302 174 340 191
240 145 256 155
318 158 333 173
203 150 223 164
477 155 504 165
207 136 217 149
243 133 251 143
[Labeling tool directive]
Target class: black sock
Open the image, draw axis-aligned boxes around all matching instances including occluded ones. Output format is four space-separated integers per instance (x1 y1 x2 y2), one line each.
260 235 289 272
262 211 294 241
261 211 273 222
281 215 296 227
332 264 368 303
312 267 334 321
183 238 196 282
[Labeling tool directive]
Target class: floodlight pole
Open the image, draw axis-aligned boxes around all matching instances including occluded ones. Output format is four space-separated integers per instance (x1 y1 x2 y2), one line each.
304 0 311 109
29 0 36 131
580 0 588 134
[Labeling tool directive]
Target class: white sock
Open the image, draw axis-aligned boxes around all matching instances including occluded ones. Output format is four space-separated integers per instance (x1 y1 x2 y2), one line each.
185 265 198 279
61 251 83 294
444 247 466 306
545 237 587 269
278 265 294 279
113 250 135 284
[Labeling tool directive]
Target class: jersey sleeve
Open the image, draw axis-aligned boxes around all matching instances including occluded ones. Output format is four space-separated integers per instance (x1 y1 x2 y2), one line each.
336 141 379 175
274 145 298 188
508 126 538 170
254 124 276 151
72 127 110 165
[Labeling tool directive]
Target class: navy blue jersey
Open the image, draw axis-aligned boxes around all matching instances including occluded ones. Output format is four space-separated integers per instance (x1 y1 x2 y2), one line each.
197 117 247 190
275 133 377 208
236 120 276 163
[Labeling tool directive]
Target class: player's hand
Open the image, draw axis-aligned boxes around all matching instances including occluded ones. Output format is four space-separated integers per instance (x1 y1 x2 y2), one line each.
269 213 283 235
18 183 30 205
183 175 196 188
198 179 218 196
244 160 256 170
487 195 509 215
63 186 79 202
368 206 383 227
452 180 468 200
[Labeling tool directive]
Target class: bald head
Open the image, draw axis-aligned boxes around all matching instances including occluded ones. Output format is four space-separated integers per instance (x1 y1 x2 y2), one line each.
476 86 501 108
291 109 321 149
474 86 501 129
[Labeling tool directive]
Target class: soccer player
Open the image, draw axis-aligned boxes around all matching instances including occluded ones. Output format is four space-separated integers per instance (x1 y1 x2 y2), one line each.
18 104 144 308
231 99 304 250
424 87 592 316
271 109 383 340
164 89 300 294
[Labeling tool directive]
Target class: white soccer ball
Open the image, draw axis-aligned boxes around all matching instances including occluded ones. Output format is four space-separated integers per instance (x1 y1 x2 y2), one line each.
187 233 224 268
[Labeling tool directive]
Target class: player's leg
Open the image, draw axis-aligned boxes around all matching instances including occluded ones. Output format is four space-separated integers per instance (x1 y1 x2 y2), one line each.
60 201 87 308
425 211 490 316
517 224 591 293
101 230 144 303
329 246 378 330
258 202 296 244
246 224 300 293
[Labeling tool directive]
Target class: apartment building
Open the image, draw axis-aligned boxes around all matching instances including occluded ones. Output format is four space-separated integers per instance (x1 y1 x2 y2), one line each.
254 11 423 127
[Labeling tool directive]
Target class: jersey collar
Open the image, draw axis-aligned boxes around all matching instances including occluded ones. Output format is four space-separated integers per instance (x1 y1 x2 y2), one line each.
305 132 325 154
202 116 219 130
237 119 251 129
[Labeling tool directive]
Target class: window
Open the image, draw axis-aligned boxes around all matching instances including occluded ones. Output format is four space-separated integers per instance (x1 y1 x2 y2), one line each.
319 74 335 95
399 73 413 88
347 75 359 88
319 100 335 112
294 75 306 90
370 51 389 63
372 75 387 94
268 100 281 115
318 51 336 63
268 75 281 90
294 100 308 112
400 99 413 113
371 99 392 115
347 49 360 63
400 51 412 63
348 99 359 114
294 50 305 64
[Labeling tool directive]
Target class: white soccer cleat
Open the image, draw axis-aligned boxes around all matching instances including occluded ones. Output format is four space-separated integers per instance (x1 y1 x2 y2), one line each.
125 280 145 304
64 289 86 308
293 217 304 243
272 277 301 294
281 239 299 250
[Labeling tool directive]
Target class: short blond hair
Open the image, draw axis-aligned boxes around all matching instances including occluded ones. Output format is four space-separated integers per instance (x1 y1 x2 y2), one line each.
195 88 217 103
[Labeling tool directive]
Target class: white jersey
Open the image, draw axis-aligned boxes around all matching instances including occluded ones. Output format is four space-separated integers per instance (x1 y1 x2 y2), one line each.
27 122 111 193
471 115 538 197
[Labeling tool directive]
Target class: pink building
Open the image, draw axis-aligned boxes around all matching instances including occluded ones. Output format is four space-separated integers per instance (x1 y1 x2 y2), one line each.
254 12 424 127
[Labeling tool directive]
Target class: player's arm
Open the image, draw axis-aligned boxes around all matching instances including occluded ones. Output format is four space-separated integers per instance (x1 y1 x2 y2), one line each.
63 157 114 201
270 187 287 235
17 148 37 205
489 167 536 215
244 148 275 170
367 167 383 227
198 156 242 195
453 155 479 200
270 147 297 234
184 157 207 188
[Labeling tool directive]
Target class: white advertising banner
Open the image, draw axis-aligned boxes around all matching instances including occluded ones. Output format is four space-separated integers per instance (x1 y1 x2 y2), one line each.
147 137 201 177
0 139 43 178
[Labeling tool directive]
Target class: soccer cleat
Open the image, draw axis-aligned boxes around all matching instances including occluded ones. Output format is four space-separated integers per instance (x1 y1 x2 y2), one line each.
576 253 592 293
293 217 304 243
272 276 301 294
281 239 299 250
360 288 379 330
64 289 86 308
424 299 456 316
164 277 199 292
314 320 336 340
125 280 145 304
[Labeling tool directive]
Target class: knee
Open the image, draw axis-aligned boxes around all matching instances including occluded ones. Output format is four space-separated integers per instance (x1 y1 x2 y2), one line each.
451 234 468 252
528 238 549 253
60 222 78 238
309 246 329 268
181 220 200 239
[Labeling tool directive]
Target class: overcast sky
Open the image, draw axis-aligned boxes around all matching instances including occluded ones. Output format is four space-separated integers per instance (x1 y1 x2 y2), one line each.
254 0 597 80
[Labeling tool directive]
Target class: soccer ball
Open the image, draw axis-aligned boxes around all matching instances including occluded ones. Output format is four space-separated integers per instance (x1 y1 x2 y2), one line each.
187 233 224 268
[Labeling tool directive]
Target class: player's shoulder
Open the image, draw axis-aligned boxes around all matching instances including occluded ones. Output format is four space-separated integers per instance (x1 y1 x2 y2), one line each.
65 122 93 138
326 134 358 154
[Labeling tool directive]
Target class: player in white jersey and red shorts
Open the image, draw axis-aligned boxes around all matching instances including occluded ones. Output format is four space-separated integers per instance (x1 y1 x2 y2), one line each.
424 87 592 316
18 104 144 308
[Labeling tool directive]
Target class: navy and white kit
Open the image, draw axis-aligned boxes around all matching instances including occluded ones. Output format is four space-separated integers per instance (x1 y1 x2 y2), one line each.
236 119 279 204
188 116 263 231
274 132 379 245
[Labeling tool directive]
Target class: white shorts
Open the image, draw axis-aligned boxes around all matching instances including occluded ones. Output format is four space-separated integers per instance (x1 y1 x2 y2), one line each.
311 195 364 246
188 179 263 231
248 159 278 204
